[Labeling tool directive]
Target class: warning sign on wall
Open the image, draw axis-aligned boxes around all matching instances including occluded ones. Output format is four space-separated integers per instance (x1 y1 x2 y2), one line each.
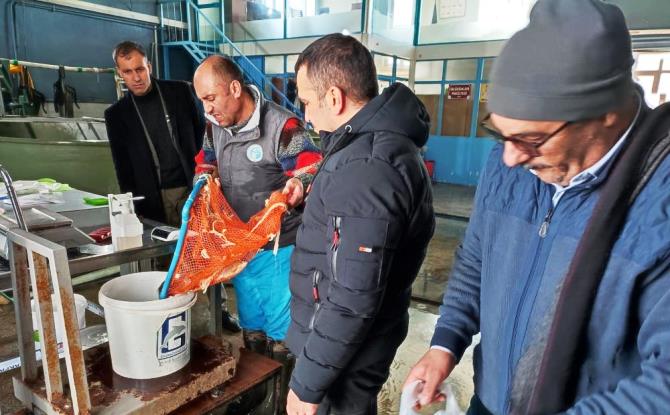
448 84 471 99
480 84 489 101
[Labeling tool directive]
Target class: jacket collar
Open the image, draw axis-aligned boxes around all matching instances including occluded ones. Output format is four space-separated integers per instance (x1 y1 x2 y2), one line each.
224 85 262 136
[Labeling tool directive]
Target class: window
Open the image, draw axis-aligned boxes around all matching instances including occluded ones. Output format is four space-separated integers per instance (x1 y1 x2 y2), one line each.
371 0 416 44
286 0 364 38
396 58 411 79
286 54 300 72
226 0 285 41
379 79 391 92
265 55 285 74
446 59 477 80
225 0 364 41
412 57 491 138
416 60 444 81
374 54 395 77
417 0 536 45
634 51 670 109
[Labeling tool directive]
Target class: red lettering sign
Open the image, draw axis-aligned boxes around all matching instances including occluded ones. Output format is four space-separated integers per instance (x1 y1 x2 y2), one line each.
448 84 471 99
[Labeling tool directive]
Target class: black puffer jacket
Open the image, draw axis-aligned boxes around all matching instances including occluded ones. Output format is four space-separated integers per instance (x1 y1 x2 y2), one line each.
286 83 435 403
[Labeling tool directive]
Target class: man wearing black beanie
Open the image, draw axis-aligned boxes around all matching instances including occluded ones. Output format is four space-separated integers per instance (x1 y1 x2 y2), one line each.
406 0 670 414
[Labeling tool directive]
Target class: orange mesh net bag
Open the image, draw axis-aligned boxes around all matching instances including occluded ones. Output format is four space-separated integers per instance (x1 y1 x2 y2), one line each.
166 175 289 296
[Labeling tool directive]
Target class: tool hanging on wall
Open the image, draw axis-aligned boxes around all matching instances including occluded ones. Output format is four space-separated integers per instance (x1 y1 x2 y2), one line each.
1 60 46 116
10 63 46 116
53 65 79 117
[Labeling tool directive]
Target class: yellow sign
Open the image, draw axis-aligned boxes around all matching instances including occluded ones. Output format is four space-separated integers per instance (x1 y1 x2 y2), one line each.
480 84 489 101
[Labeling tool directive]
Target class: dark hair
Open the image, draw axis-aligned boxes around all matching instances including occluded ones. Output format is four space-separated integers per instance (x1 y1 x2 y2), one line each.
295 34 378 103
201 55 244 85
112 41 146 65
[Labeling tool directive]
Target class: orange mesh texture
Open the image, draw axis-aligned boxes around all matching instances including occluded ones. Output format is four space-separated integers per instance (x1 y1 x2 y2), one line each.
167 175 288 296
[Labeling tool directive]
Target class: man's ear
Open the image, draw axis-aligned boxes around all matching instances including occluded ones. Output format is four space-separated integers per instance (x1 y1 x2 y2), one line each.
602 111 619 128
147 62 153 76
325 86 346 116
230 80 243 98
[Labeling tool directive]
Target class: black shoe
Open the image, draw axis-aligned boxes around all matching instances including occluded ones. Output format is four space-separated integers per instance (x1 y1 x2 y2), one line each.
221 310 241 333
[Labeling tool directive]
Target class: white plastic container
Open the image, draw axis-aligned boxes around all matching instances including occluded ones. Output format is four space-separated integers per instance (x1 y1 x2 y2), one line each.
31 293 87 350
108 193 143 251
98 272 196 379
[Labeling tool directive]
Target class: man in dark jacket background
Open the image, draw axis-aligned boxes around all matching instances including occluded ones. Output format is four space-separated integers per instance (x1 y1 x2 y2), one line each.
104 41 205 226
286 34 435 415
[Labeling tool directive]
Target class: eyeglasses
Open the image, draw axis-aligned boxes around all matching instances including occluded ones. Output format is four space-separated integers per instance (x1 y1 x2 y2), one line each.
480 114 571 157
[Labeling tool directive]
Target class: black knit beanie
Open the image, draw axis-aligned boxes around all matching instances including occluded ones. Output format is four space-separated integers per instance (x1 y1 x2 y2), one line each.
488 0 635 121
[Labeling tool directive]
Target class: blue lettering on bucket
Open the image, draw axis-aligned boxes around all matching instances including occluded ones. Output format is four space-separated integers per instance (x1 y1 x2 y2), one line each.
156 312 188 361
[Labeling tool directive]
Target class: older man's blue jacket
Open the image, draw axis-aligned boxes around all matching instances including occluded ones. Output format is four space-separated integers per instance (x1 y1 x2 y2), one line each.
433 108 670 414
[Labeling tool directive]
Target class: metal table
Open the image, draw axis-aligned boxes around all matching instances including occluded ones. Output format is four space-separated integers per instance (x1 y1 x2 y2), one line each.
0 188 177 290
2 172 228 414
5 224 229 415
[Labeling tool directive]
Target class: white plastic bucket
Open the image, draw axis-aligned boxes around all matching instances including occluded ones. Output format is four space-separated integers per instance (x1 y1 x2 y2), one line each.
99 272 196 379
31 294 87 350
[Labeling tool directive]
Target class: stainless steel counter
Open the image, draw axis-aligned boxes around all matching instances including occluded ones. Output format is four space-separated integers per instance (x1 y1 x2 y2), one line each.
0 190 176 290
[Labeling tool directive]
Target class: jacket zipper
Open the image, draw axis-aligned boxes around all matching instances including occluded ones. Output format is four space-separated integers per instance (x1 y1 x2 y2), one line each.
308 270 321 330
538 206 555 238
330 216 341 282
310 217 341 330
505 203 556 411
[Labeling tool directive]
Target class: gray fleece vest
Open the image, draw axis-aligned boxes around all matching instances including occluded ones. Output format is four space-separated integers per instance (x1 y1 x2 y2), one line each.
213 97 300 248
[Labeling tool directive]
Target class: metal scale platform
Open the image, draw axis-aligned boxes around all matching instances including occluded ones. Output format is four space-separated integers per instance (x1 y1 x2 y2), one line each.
13 336 237 415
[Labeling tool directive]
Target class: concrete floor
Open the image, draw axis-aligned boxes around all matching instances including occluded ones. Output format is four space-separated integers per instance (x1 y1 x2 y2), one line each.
0 183 476 414
433 183 475 218
413 216 467 304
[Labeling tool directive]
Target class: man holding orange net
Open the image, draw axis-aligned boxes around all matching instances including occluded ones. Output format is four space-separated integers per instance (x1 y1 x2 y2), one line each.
192 55 321 408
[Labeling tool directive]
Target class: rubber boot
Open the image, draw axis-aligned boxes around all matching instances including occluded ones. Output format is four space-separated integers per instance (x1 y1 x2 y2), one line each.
269 340 295 415
243 329 268 356
239 330 270 412
221 286 241 333
221 309 241 333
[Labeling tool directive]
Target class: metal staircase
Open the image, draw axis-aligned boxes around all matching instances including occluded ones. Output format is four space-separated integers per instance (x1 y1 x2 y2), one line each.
159 0 302 117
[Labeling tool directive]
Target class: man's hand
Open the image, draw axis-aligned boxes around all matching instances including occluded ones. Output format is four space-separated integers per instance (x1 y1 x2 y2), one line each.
286 389 318 415
282 178 304 208
195 164 219 179
404 348 456 408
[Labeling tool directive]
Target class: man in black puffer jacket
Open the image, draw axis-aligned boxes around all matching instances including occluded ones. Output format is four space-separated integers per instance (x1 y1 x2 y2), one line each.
286 34 435 415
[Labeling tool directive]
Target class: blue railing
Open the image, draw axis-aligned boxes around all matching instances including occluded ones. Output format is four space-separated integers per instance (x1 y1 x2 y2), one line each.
159 0 302 117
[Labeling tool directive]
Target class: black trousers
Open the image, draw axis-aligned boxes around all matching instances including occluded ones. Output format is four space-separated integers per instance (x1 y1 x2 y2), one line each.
315 317 409 415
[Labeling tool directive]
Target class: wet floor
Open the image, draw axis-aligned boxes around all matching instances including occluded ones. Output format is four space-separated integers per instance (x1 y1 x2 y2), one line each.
413 216 468 304
378 304 479 414
0 183 476 414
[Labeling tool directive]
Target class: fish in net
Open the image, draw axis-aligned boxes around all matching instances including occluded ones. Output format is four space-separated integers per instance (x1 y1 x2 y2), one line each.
165 175 289 296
